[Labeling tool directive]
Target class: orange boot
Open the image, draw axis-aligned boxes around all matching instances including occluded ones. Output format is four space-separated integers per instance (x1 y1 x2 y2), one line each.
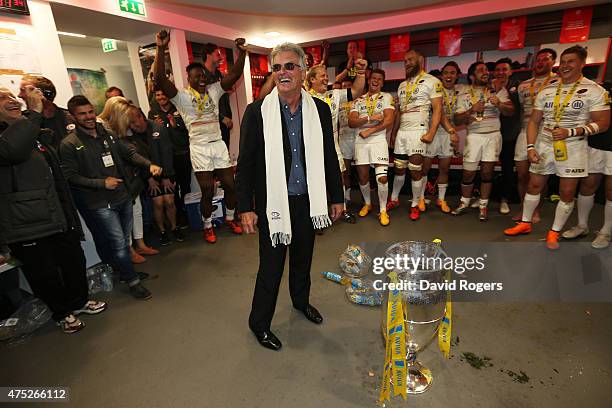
546 230 560 250
504 222 532 236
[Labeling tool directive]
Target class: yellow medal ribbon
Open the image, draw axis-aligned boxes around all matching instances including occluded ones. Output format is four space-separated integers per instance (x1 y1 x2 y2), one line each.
365 92 380 118
309 89 332 108
438 268 452 359
529 73 553 106
379 271 407 404
187 86 210 112
469 85 490 106
442 86 457 117
553 76 582 127
401 71 425 112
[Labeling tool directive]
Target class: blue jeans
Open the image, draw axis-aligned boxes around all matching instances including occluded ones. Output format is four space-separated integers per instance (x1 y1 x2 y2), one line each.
90 200 139 285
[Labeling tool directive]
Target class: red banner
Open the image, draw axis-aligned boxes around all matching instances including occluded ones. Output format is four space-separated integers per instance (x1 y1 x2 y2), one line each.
389 33 410 62
439 26 461 57
498 16 526 50
304 46 322 66
218 48 229 75
559 7 593 43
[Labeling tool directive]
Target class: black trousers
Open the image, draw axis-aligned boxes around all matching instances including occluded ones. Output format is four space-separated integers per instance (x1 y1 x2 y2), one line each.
498 139 519 203
249 195 315 332
173 152 192 221
9 230 88 321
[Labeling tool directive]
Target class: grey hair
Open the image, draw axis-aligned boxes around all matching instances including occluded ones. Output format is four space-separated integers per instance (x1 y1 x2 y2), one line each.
270 42 306 69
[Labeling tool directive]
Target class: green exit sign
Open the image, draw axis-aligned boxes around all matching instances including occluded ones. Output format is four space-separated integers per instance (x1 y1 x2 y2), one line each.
119 0 146 16
102 38 118 53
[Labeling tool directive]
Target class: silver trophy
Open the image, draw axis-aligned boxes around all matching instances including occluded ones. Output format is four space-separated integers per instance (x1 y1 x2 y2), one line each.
381 241 449 394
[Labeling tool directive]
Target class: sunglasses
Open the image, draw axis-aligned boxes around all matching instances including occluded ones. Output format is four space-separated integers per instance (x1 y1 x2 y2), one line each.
272 62 300 72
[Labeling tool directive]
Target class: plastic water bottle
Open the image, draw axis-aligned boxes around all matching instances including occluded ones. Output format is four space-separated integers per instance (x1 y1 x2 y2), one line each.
100 264 114 292
322 271 350 284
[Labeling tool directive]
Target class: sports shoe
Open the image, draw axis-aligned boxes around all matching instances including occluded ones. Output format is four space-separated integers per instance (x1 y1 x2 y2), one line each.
130 250 146 264
451 202 469 216
546 230 560 250
437 199 450 213
386 199 400 212
358 204 372 217
470 198 480 208
173 229 185 242
204 227 217 243
479 206 488 222
379 211 390 226
562 225 589 240
160 231 172 246
504 222 532 236
226 219 243 234
591 231 611 249
342 211 357 224
499 201 511 215
418 197 426 212
73 300 107 316
136 246 159 256
129 282 152 300
409 206 420 221
57 314 85 334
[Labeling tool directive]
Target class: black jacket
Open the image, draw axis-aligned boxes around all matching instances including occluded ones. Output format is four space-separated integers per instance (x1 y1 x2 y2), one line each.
148 103 190 155
236 96 343 217
124 121 174 196
500 78 522 142
0 113 82 245
59 123 151 210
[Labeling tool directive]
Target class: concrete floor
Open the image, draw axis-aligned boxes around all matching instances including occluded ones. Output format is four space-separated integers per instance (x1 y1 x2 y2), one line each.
2 199 611 408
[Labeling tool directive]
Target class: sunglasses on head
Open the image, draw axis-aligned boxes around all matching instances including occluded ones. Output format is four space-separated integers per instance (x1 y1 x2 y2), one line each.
272 62 300 72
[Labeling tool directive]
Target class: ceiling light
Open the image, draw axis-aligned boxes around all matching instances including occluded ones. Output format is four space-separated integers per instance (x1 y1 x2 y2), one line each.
57 31 86 38
265 31 281 37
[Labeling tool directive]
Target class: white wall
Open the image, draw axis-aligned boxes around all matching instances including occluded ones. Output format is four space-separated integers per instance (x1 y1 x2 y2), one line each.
61 43 139 106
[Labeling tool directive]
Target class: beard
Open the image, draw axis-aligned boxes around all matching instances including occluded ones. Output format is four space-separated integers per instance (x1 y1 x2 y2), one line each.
405 64 420 78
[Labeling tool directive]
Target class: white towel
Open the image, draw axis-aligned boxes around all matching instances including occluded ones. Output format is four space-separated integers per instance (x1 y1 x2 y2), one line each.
261 87 331 247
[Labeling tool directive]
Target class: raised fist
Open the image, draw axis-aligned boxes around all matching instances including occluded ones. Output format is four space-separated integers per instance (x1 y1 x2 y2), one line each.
156 30 170 48
235 38 248 52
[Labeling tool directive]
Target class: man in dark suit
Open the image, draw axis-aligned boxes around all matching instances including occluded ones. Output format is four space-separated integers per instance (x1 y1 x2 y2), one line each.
236 43 344 351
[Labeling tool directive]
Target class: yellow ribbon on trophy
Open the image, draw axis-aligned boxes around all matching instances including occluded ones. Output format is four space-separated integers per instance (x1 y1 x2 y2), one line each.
434 238 452 359
379 271 407 404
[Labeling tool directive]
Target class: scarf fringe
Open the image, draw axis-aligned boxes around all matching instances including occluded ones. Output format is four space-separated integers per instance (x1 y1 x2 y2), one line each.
311 214 332 230
271 232 292 247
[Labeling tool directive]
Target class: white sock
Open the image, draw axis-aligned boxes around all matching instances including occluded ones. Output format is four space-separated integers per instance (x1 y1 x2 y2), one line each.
377 180 389 211
600 200 612 235
479 198 489 208
576 194 594 228
552 200 575 232
460 196 471 206
420 179 427 200
359 183 371 206
391 174 405 201
522 193 540 222
203 217 213 229
438 183 448 201
344 187 351 203
411 178 423 207
225 208 235 221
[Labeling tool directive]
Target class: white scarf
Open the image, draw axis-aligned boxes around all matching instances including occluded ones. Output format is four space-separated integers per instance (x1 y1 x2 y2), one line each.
261 87 331 247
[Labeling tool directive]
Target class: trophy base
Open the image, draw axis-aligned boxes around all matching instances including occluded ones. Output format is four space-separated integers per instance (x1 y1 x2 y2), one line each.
407 360 433 394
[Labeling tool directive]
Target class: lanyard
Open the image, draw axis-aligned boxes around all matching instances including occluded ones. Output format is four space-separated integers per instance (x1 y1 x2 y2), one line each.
442 87 457 115
309 89 332 107
365 92 380 117
529 73 553 105
401 71 425 111
187 87 210 112
553 76 582 126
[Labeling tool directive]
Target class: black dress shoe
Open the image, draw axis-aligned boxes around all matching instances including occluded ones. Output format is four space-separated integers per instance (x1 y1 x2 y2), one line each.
298 304 323 324
252 330 282 351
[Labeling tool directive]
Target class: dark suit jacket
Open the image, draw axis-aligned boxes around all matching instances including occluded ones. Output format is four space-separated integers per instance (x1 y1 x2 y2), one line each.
236 96 343 217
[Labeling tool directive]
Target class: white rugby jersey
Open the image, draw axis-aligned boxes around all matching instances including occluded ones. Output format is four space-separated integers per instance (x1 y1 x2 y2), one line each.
338 99 354 139
350 92 395 144
397 72 443 131
310 88 350 137
534 76 609 140
435 83 467 134
170 81 225 144
457 86 509 134
518 74 559 129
